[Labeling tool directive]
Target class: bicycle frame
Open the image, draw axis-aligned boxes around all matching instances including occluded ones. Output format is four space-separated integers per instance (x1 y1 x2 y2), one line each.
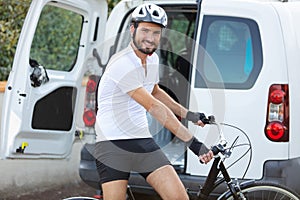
197 157 240 200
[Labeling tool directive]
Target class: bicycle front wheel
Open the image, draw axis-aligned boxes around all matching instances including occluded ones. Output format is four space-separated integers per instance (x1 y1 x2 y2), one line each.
222 181 300 200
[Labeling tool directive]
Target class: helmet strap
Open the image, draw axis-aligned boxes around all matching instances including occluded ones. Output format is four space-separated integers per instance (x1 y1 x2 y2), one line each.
132 22 139 29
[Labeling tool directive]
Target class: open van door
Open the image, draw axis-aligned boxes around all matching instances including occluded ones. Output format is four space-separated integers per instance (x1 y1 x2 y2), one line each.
0 0 107 159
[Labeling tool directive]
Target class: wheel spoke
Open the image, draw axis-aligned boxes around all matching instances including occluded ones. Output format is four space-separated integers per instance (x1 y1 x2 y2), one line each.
223 182 300 200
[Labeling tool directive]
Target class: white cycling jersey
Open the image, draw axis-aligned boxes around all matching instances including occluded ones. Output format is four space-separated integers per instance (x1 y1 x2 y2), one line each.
95 45 159 142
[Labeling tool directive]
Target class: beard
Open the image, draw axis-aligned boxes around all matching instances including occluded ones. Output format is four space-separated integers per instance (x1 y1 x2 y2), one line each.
132 33 157 55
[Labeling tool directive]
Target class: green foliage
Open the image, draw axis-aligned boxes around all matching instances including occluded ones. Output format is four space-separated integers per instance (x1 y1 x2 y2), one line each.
0 0 121 81
0 0 31 80
108 0 121 15
30 5 82 71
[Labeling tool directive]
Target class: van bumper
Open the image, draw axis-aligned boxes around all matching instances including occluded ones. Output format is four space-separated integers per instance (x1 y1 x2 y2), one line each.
262 157 300 194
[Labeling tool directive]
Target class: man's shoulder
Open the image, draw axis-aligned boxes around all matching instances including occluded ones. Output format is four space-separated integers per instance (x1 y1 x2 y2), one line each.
109 47 137 66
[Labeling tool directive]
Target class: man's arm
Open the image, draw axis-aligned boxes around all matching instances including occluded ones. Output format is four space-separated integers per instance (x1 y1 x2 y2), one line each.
128 86 213 163
151 84 205 126
128 86 192 142
151 84 187 118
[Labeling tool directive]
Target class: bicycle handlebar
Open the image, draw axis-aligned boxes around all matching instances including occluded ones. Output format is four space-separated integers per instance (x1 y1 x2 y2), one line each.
198 116 252 179
200 115 229 160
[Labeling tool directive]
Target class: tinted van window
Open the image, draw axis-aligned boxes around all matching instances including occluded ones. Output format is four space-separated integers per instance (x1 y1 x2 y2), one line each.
195 16 262 89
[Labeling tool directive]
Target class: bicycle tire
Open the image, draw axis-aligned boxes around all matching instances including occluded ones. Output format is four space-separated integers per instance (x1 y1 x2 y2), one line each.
63 197 100 200
220 181 300 200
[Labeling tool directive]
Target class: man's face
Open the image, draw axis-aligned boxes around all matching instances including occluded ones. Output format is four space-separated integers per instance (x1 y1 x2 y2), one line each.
131 22 162 55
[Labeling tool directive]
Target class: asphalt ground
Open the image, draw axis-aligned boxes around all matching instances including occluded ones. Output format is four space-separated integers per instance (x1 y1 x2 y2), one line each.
2 181 161 200
2 181 97 200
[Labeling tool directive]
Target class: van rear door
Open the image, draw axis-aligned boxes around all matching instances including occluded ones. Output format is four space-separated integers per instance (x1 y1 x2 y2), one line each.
0 0 107 159
274 3 300 159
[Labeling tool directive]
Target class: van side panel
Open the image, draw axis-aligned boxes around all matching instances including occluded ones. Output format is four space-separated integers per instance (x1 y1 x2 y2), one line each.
188 0 289 180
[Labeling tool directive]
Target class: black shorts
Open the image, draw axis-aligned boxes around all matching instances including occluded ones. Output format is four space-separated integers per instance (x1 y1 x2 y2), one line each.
94 138 171 184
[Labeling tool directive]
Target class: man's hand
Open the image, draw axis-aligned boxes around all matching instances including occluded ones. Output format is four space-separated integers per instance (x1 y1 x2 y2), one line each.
186 111 207 127
194 120 205 127
188 137 214 164
199 150 214 164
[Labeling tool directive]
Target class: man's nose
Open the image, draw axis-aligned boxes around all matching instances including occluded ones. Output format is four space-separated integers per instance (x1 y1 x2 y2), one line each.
145 32 155 41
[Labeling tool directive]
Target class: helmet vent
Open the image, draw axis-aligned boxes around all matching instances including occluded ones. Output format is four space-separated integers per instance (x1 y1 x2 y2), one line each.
152 10 159 17
139 9 144 15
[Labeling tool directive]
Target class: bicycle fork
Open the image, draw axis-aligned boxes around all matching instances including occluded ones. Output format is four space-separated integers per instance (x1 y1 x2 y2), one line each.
199 157 245 200
219 162 246 200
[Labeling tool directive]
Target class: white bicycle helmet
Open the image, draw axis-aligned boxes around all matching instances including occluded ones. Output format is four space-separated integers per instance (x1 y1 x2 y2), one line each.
131 3 168 28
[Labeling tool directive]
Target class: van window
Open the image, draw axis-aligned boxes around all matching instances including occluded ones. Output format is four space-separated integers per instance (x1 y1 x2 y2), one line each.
30 4 83 71
195 16 262 89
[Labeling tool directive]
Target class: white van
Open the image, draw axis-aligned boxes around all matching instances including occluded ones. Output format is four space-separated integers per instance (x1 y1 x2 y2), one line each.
1 0 300 197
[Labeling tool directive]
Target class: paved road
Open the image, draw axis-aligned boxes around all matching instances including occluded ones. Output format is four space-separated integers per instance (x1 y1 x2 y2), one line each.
3 181 97 200
3 181 161 200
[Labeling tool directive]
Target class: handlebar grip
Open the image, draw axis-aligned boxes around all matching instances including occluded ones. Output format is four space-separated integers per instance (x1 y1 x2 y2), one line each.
186 112 215 124
202 115 215 124
211 145 220 155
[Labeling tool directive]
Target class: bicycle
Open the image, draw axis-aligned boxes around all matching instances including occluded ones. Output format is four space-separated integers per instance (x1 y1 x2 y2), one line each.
65 116 300 200
184 116 300 200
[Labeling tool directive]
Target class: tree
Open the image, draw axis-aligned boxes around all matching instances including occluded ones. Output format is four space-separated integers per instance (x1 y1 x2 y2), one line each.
0 0 121 81
108 0 121 14
0 0 31 80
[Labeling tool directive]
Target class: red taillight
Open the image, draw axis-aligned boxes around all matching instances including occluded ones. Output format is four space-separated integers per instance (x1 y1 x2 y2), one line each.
83 75 100 127
86 78 97 93
265 122 286 141
83 109 96 127
265 84 289 142
270 89 285 104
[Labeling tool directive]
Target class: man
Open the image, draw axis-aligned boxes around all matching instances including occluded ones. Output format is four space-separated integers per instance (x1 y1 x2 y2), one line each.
94 3 214 200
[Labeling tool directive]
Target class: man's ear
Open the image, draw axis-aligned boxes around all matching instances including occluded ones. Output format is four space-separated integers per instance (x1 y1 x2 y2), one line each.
130 25 135 37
